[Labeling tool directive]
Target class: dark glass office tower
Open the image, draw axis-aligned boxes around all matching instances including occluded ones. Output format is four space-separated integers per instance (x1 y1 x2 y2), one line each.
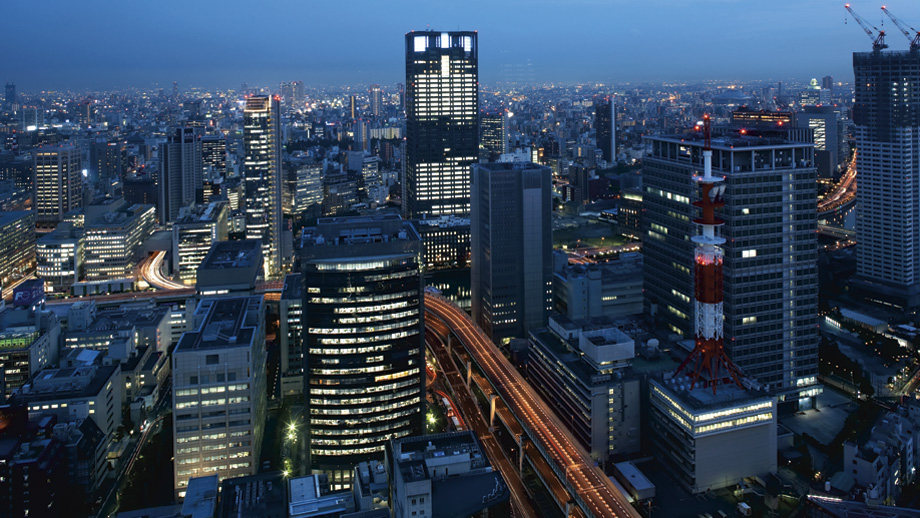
300 214 425 490
479 109 506 160
243 95 283 278
159 126 202 224
471 162 553 343
595 96 616 163
404 31 479 222
853 50 920 307
643 129 819 408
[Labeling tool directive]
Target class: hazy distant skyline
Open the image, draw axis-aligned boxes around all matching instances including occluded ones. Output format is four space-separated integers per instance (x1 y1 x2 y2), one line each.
2 0 913 90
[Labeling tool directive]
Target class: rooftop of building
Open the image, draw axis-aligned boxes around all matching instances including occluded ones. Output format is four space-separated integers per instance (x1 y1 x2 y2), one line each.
288 474 355 517
181 474 218 518
85 198 154 228
652 372 772 413
531 315 636 381
174 201 227 225
198 239 261 270
176 296 262 353
475 161 549 172
0 210 32 226
646 127 812 150
554 252 642 282
390 432 507 515
391 431 489 482
281 273 302 300
301 213 421 255
219 471 287 518
13 361 117 402
37 221 81 243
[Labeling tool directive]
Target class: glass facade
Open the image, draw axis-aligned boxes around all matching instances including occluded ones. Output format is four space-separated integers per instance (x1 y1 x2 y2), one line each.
643 134 818 401
404 31 479 226
301 216 424 489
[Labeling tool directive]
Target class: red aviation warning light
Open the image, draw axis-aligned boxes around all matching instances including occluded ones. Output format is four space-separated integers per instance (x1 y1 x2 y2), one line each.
674 114 744 394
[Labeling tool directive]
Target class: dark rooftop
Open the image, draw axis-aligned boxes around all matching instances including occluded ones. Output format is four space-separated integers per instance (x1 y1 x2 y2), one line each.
219 471 287 518
199 240 262 271
176 296 262 352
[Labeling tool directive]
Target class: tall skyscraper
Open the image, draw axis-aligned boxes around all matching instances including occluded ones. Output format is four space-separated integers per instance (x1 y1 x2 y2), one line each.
853 50 920 306
243 95 283 278
159 126 202 224
348 94 357 120
404 30 479 223
821 75 834 91
369 84 382 117
34 145 82 226
300 214 425 490
595 96 616 163
293 80 304 105
471 162 553 343
643 127 818 407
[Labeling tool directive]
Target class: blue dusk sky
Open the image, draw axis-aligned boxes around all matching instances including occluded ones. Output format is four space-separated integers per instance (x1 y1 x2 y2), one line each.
1 0 914 90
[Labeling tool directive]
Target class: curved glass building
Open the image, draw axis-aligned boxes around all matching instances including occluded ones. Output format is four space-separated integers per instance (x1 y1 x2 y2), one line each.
300 214 425 489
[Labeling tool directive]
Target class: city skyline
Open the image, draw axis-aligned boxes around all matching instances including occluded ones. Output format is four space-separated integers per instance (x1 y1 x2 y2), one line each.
5 0 918 90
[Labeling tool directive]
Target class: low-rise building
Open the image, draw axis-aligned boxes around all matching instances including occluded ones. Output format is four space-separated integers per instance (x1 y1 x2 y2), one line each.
36 221 83 293
219 471 286 518
172 201 229 285
0 303 61 399
552 251 643 321
12 349 123 442
0 210 36 289
648 375 777 493
83 199 156 281
527 314 640 461
195 240 263 296
387 432 510 518
843 406 920 502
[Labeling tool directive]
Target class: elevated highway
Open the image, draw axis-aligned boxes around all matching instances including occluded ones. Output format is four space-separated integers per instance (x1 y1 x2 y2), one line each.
424 293 640 518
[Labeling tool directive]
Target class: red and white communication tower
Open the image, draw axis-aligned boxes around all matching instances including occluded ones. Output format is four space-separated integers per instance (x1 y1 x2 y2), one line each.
674 115 744 393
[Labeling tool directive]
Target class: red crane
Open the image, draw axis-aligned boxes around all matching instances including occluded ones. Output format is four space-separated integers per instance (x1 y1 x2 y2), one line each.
846 4 888 51
882 6 920 51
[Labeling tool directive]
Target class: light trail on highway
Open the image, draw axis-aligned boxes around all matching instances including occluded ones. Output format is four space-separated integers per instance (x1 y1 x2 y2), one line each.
818 152 857 214
139 250 188 290
425 293 640 518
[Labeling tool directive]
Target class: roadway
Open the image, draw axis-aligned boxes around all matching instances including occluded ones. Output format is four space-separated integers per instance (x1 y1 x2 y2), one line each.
425 293 640 518
818 152 856 215
139 250 188 290
426 329 539 518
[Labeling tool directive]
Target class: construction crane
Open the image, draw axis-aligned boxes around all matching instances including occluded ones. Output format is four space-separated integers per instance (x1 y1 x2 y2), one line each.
882 6 920 51
845 3 888 51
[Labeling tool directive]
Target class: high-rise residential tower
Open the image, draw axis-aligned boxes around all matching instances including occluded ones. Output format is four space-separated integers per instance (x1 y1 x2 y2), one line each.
595 96 616 164
34 145 82 226
159 126 202 224
471 162 553 343
643 127 819 408
369 84 382 117
300 214 425 490
243 95 283 278
853 50 920 306
404 31 479 223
